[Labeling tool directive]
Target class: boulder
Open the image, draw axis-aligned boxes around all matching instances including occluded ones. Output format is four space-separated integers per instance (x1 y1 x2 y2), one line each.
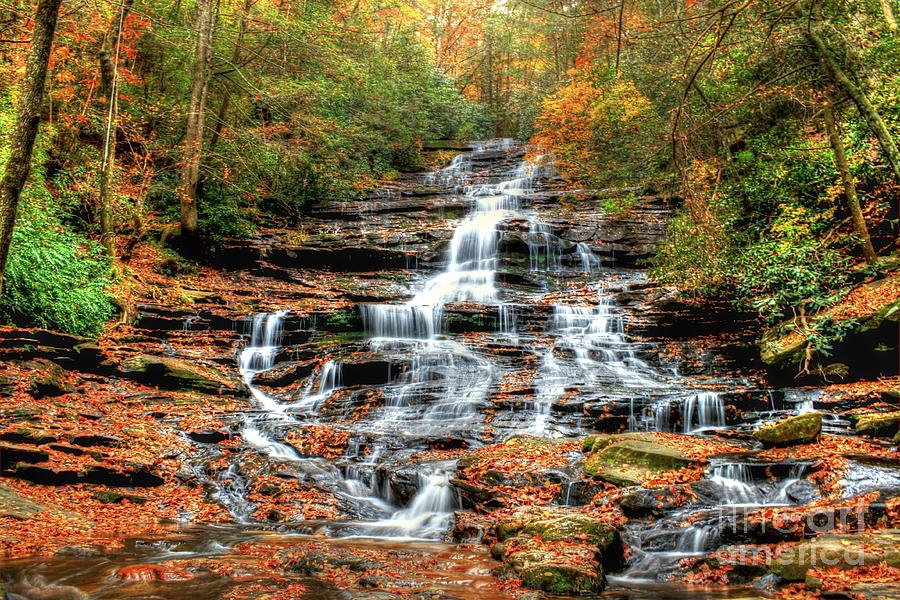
853 411 900 438
760 275 900 378
0 483 46 519
496 506 621 553
583 437 697 486
768 531 900 581
494 535 606 594
121 354 242 395
618 484 697 517
27 358 75 397
752 413 822 447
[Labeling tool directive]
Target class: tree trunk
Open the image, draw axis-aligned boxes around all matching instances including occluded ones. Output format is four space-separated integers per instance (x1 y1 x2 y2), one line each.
0 0 63 298
180 0 219 243
805 26 900 182
823 104 878 264
98 0 134 259
879 0 897 32
210 0 252 149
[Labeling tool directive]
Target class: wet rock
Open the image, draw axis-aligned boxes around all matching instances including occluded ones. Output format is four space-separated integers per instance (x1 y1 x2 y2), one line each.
288 550 380 575
618 484 697 517
69 434 120 448
450 511 492 543
6 579 89 600
853 411 900 440
784 479 821 505
186 429 228 444
27 359 75 397
0 443 50 473
494 534 606 594
453 436 579 506
55 545 103 558
768 530 900 581
496 507 623 562
583 435 697 486
92 491 148 504
0 482 46 519
121 354 242 395
0 428 57 445
752 413 822 446
9 464 164 487
116 564 195 582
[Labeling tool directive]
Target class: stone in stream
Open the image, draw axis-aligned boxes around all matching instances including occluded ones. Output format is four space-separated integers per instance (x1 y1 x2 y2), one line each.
617 484 698 517
492 506 624 594
853 411 900 441
0 482 47 519
752 412 822 446
121 354 243 395
768 530 900 581
582 434 698 486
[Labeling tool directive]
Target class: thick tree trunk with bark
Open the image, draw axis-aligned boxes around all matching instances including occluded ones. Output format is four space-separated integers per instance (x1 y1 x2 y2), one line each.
823 104 878 265
0 0 63 298
180 0 219 243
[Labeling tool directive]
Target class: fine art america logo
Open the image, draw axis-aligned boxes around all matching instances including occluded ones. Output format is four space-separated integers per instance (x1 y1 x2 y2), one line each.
712 497 890 571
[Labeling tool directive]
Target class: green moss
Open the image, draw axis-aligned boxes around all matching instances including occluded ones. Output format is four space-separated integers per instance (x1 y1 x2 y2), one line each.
93 491 148 504
853 411 900 433
122 355 233 395
752 412 822 446
768 531 900 581
583 439 695 485
519 564 603 594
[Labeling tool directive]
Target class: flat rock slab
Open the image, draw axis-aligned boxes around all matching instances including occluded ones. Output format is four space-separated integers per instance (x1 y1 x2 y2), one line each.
0 483 46 519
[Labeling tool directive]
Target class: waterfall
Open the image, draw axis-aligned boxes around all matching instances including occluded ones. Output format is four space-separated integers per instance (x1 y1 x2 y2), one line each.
709 463 760 505
239 310 289 414
361 304 439 340
236 311 302 462
576 242 601 273
683 392 726 433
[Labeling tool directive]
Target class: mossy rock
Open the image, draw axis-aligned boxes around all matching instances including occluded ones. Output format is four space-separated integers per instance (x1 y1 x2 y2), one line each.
581 432 656 454
0 483 46 519
497 507 618 549
122 354 241 395
498 535 606 594
752 413 822 447
853 412 900 434
583 439 696 486
93 491 148 505
458 435 573 470
769 531 900 581
27 358 74 397
519 562 604 594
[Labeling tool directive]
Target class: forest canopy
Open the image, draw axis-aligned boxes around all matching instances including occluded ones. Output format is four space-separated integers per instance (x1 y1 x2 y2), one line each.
0 0 897 352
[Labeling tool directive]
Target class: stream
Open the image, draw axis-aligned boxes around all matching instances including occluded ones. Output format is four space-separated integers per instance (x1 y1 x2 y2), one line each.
0 141 852 598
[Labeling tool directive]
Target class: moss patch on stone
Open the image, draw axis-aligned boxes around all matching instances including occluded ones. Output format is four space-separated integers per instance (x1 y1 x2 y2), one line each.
752 413 822 447
769 531 900 581
583 438 696 486
853 412 900 433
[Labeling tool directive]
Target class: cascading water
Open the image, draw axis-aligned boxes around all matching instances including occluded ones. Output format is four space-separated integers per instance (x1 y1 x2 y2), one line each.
237 310 303 463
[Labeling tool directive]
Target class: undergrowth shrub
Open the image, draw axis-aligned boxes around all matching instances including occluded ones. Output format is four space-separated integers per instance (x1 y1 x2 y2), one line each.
2 203 115 337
